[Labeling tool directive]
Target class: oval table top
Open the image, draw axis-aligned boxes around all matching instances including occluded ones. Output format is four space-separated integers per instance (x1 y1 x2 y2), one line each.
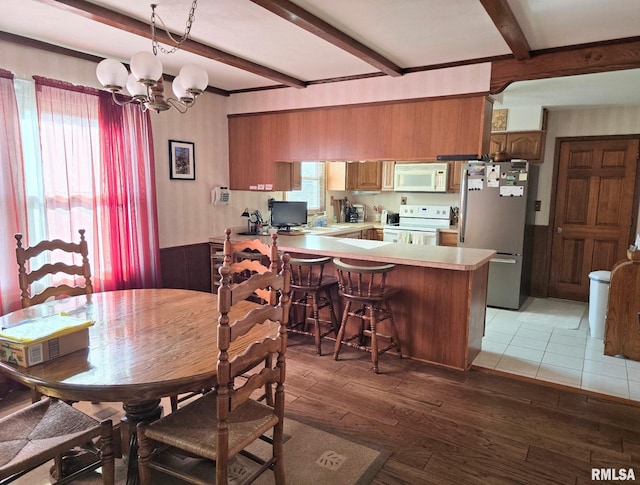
0 289 272 404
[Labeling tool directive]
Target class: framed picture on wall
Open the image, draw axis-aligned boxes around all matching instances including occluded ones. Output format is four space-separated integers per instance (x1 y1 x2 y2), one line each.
169 140 195 180
491 109 508 131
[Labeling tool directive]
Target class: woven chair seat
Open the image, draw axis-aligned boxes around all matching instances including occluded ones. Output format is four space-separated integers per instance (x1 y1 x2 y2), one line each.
146 382 278 461
0 398 113 482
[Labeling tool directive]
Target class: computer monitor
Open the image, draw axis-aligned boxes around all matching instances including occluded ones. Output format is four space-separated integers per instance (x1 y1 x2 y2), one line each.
270 201 307 231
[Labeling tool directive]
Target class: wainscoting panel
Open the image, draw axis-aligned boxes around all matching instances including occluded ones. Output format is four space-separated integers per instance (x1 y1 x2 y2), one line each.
530 225 551 298
160 243 211 293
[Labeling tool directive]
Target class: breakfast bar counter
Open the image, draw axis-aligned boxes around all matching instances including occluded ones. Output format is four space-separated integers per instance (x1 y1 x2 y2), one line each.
210 232 495 370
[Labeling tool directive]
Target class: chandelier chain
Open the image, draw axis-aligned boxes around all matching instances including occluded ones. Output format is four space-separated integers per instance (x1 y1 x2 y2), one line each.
151 0 198 56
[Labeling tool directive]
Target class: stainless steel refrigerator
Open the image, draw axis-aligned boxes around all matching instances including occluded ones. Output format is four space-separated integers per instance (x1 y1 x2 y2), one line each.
458 160 538 310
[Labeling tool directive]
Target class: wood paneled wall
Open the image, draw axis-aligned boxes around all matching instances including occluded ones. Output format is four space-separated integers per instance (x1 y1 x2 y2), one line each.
160 243 211 293
530 225 551 297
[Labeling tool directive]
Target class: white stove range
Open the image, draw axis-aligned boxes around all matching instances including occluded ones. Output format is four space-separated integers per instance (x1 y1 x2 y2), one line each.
383 205 451 245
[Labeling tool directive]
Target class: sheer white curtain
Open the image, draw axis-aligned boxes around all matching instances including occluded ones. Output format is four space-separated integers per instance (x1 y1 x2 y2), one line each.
0 71 27 314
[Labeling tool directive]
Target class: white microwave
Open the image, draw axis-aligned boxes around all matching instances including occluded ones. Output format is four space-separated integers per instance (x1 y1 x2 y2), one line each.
394 163 448 192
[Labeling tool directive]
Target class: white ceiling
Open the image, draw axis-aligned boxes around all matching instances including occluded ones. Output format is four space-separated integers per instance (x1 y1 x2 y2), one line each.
1 0 639 107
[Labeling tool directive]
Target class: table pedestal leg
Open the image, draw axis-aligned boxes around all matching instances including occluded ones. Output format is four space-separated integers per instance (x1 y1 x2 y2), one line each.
121 399 162 485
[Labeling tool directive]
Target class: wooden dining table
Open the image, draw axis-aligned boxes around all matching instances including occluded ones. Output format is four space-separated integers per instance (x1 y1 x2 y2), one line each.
0 288 273 481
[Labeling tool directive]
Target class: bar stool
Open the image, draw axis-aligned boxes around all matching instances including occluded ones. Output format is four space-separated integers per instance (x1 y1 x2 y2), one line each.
332 257 402 373
289 256 340 355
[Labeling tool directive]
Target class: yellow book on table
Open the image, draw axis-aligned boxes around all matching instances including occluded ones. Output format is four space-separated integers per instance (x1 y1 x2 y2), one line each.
0 314 94 367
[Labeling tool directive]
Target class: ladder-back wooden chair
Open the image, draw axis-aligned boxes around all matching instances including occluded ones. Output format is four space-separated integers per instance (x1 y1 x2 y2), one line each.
169 229 280 412
14 229 93 403
137 241 291 485
15 229 93 309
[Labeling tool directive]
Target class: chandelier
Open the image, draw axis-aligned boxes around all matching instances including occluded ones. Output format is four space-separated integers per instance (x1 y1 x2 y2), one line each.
96 2 208 113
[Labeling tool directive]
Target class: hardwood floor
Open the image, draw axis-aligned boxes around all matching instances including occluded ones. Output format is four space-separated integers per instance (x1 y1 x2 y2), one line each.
285 333 640 484
3 332 640 484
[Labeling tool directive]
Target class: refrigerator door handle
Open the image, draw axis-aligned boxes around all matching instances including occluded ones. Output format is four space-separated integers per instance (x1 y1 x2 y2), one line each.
459 165 468 244
491 257 518 264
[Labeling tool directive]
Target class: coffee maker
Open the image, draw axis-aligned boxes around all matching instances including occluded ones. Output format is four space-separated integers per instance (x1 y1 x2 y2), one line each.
352 204 365 222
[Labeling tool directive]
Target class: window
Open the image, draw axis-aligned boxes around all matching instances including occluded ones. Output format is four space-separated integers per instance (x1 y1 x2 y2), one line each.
285 161 325 213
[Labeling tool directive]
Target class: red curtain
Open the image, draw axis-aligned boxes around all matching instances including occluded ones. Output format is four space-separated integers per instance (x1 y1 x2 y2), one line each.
98 91 161 289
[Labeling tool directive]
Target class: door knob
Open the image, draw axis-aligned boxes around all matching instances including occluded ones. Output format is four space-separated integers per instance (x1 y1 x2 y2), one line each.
556 227 563 234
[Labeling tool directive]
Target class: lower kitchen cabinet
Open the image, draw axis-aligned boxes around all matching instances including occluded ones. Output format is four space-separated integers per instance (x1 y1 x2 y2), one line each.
438 231 458 247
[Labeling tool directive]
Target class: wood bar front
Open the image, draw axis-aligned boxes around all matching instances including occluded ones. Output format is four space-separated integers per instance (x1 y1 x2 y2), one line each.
211 234 495 370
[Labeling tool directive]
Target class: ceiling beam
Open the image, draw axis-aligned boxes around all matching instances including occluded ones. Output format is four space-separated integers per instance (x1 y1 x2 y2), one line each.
37 0 307 89
490 38 640 93
0 31 231 96
479 0 531 60
250 0 403 77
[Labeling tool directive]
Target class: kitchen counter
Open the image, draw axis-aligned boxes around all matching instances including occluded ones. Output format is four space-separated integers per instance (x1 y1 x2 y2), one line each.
211 226 491 271
210 229 494 371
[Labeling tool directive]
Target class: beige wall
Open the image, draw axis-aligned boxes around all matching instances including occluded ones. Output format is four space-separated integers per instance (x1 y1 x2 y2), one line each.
5 38 640 246
1 39 493 248
537 106 640 228
227 63 491 115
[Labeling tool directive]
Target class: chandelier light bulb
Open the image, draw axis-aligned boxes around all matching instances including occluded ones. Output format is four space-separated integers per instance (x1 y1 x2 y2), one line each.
126 73 148 97
171 76 191 100
96 2 204 113
130 51 163 83
179 64 208 92
96 58 128 90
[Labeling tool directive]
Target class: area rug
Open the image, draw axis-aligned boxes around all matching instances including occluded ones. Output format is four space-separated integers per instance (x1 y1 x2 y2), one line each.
1 392 390 484
516 297 587 330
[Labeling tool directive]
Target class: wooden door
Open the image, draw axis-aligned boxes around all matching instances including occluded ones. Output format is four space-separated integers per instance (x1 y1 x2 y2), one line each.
549 137 639 301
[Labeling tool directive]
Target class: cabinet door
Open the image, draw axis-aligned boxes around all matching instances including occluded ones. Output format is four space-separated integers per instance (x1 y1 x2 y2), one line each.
490 133 507 156
290 161 301 190
447 161 463 192
326 162 347 191
506 132 544 160
382 161 395 191
354 161 382 190
274 162 301 191
345 162 359 191
438 231 458 247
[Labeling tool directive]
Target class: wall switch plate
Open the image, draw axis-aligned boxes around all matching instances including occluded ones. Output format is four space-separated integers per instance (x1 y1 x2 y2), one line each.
401 197 407 205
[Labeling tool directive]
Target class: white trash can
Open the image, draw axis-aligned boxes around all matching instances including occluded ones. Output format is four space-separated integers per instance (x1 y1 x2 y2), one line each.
588 270 611 339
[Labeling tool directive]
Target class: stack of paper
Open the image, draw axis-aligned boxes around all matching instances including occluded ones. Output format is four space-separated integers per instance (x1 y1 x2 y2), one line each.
0 314 94 344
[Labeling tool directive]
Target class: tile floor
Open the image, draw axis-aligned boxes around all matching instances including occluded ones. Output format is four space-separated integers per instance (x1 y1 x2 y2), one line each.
472 298 640 401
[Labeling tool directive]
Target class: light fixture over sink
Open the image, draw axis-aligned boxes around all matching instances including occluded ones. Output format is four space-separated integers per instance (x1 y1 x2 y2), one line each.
96 2 208 114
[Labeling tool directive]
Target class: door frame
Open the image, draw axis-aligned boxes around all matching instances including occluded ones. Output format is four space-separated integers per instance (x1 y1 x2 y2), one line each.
543 134 640 299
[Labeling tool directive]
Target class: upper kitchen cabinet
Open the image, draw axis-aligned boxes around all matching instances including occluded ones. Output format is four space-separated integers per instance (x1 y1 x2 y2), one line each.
382 161 395 191
447 161 464 192
490 131 546 161
228 95 493 190
327 161 382 191
274 162 301 191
